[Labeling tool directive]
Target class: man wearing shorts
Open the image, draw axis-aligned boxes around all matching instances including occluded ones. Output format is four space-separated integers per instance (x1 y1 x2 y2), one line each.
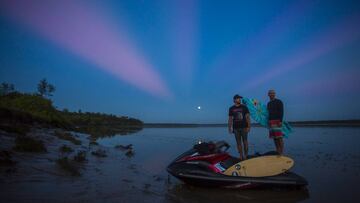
228 94 251 160
267 90 284 154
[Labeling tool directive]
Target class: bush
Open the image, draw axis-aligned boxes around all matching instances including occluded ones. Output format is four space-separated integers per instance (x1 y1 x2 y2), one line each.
56 157 80 176
54 130 81 145
13 136 47 152
59 145 74 153
0 123 30 135
0 93 70 128
73 151 87 162
0 150 16 166
91 149 107 157
89 141 99 145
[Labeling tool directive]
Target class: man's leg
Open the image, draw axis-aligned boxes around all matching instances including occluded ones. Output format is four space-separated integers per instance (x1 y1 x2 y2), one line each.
241 129 249 159
274 138 281 154
278 137 284 154
234 130 244 160
238 142 244 160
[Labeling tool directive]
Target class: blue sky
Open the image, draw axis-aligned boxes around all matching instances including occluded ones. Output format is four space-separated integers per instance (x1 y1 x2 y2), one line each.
0 0 359 123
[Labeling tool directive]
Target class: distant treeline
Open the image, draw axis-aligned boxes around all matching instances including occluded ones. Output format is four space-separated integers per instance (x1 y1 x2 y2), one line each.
144 120 360 128
144 123 227 128
288 120 360 127
0 81 143 137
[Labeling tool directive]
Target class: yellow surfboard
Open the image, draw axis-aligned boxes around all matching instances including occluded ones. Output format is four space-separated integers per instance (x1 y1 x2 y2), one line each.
223 155 294 177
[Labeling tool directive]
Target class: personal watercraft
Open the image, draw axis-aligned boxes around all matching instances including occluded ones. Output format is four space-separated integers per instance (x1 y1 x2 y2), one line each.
167 141 308 189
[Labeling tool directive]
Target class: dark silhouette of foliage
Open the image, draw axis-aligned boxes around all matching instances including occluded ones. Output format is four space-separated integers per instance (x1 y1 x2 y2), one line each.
37 78 55 97
0 82 15 96
56 157 80 176
0 92 70 128
59 145 74 153
13 136 47 152
54 130 81 145
0 86 143 138
73 151 87 162
91 149 107 157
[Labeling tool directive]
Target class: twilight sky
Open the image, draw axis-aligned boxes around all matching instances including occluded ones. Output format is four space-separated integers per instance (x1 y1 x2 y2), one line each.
0 0 359 123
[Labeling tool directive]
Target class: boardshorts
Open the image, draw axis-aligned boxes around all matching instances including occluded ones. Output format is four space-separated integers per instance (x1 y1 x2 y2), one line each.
269 119 283 139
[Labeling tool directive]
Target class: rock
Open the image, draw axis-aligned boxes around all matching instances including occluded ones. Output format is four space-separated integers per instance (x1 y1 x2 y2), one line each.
91 149 107 157
0 150 16 166
125 149 135 157
115 144 133 151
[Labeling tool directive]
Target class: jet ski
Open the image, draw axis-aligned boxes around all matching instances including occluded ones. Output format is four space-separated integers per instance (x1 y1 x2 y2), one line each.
167 141 308 189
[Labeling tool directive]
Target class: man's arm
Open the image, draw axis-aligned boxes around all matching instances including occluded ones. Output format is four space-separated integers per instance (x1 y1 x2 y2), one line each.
228 116 233 134
279 100 284 122
244 106 251 132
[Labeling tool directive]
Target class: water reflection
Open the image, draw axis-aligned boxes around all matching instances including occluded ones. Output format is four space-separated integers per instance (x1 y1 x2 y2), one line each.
98 127 360 202
165 184 309 203
88 126 143 139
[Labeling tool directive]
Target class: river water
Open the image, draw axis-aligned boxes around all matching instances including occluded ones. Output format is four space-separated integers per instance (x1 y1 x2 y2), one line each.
98 127 360 202
1 127 359 202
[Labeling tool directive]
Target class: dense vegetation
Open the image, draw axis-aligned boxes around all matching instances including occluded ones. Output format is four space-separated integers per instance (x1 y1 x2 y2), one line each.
0 81 143 138
0 92 70 128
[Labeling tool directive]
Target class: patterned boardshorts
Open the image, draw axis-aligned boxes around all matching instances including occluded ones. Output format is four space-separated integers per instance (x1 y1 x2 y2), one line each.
269 120 283 139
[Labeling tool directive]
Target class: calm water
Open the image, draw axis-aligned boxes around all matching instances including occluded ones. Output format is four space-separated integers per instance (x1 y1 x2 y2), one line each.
98 127 360 202
1 127 360 202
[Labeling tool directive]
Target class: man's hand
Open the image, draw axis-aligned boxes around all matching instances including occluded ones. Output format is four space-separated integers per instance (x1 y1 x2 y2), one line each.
245 127 250 133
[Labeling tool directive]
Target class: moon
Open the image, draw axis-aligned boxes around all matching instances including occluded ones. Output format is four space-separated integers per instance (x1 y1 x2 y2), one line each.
197 106 201 110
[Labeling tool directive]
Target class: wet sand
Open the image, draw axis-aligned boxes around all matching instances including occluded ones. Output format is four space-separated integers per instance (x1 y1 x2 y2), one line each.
0 127 359 202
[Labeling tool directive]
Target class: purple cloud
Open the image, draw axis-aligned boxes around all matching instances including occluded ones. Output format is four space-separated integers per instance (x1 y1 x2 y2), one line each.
0 0 172 98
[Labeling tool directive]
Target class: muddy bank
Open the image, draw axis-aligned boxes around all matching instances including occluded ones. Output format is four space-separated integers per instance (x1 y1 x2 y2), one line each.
0 128 171 202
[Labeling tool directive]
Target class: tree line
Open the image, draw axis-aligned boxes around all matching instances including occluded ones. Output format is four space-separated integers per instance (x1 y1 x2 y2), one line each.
0 79 143 137
0 78 55 97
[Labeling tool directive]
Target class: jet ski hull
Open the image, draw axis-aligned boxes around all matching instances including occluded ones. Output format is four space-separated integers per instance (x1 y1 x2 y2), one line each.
167 141 308 189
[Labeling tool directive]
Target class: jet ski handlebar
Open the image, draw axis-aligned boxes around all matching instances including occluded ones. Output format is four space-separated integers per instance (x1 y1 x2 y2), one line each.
214 141 230 152
193 140 230 154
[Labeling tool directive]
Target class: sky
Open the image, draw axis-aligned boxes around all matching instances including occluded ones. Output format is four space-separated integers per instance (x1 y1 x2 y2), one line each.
0 0 359 123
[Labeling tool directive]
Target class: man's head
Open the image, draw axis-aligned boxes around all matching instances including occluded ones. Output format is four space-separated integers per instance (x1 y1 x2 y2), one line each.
268 90 276 100
233 94 242 105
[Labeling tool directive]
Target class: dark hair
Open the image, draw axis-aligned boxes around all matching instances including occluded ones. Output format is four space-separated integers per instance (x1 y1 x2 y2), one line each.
233 94 242 100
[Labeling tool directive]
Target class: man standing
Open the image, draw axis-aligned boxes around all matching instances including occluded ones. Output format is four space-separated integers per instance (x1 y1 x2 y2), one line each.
267 90 284 154
228 94 251 160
